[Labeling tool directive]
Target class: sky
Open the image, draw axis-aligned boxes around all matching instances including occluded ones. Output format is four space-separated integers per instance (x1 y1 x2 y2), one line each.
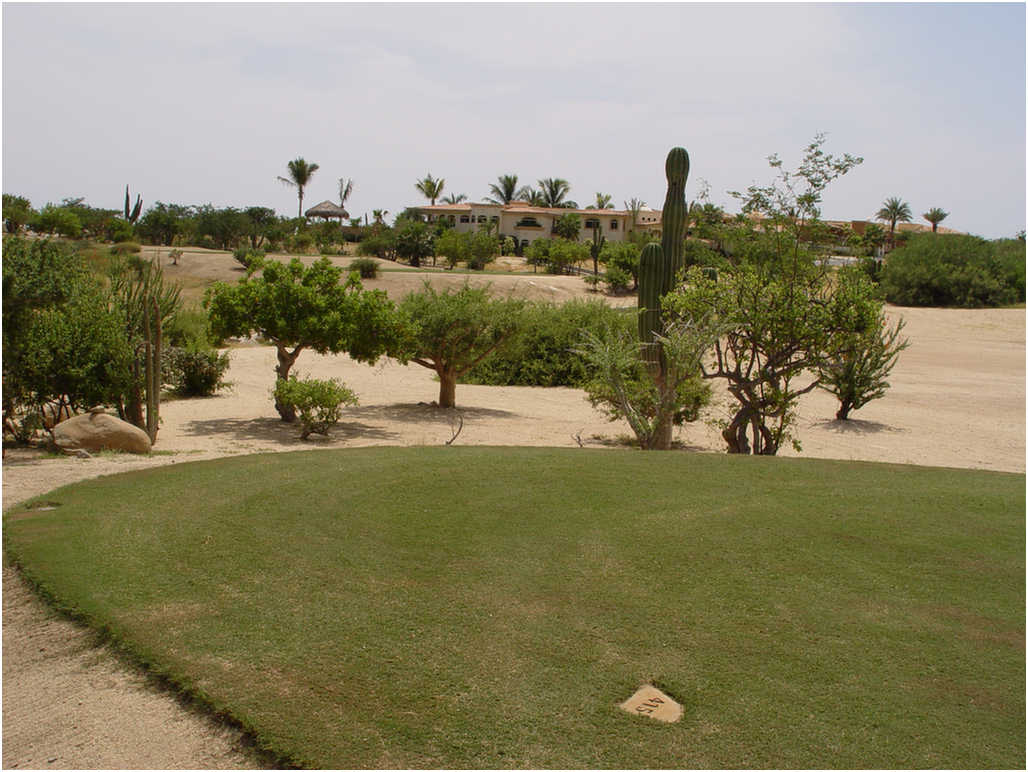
3 2 1025 238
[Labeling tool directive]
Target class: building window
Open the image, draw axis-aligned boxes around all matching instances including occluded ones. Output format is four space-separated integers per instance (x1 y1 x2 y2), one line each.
477 215 487 223
449 215 456 223
516 217 541 228
584 218 600 230
610 219 619 230
460 215 470 223
490 215 499 222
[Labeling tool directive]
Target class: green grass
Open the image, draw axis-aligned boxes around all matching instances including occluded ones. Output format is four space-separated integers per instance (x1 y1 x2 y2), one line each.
4 447 1024 768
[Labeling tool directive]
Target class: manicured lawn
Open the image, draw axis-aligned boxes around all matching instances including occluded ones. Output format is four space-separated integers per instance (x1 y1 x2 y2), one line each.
5 448 1024 768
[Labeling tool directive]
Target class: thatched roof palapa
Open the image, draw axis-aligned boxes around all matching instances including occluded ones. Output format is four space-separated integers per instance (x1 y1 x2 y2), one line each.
305 200 350 220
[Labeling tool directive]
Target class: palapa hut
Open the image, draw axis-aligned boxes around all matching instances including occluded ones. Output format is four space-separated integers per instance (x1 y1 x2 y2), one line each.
304 200 350 223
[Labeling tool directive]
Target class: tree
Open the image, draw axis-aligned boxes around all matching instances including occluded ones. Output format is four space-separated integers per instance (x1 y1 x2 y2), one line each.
393 218 435 267
278 157 320 218
31 205 82 239
137 202 193 246
441 193 468 204
3 194 35 234
205 257 402 421
523 189 546 207
194 205 249 250
487 174 530 205
552 212 582 240
372 209 389 226
415 173 445 205
338 178 354 209
624 198 645 231
398 283 523 408
243 206 278 249
818 288 909 420
875 196 912 248
593 193 614 209
537 178 572 208
923 207 949 232
667 135 876 455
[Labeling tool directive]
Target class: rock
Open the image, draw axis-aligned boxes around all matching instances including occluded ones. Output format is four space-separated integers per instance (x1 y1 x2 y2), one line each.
52 413 151 455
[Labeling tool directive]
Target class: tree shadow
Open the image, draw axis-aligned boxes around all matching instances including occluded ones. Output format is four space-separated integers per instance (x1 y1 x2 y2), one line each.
811 417 905 435
345 402 517 424
179 416 398 445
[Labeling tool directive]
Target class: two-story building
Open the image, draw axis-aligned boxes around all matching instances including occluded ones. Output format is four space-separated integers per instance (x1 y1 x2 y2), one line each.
413 200 661 249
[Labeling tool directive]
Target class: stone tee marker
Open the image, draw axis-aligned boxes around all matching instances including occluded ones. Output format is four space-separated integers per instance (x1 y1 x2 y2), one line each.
619 684 682 723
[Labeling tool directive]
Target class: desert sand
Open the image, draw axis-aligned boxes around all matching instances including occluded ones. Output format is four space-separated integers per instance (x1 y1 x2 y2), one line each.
2 253 1024 769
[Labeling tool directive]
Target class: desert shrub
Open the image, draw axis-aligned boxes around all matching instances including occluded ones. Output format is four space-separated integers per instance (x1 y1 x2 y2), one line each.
394 219 434 267
467 231 499 270
32 206 82 238
286 231 315 254
599 241 640 289
356 230 396 260
434 228 468 269
602 266 632 294
164 306 224 348
105 218 136 243
110 241 142 255
348 257 379 279
881 233 1025 307
465 299 634 388
164 345 230 397
273 375 358 439
233 246 265 270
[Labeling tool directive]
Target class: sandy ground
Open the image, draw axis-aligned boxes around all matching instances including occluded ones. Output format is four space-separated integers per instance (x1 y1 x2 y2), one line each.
2 293 1024 768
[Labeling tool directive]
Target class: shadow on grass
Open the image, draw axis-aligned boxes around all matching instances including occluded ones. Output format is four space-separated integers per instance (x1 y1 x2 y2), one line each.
812 417 906 434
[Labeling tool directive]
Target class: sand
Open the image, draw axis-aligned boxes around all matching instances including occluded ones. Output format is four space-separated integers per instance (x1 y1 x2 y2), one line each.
2 269 1023 769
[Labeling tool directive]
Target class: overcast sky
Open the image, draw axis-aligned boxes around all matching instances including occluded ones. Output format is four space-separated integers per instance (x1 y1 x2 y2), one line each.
3 2 1024 238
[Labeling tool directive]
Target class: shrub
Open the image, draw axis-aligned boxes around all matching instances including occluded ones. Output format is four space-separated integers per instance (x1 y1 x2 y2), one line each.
435 229 468 269
465 299 633 388
348 257 379 279
467 231 499 270
356 230 396 260
233 246 265 270
105 218 136 243
164 306 223 348
881 233 1025 307
110 241 142 255
600 241 640 289
602 266 632 294
286 231 316 254
165 345 231 397
273 375 358 439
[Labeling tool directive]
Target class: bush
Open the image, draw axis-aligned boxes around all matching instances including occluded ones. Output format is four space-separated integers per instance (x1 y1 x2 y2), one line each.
348 257 379 279
105 218 136 243
881 233 1025 307
273 375 358 439
165 345 231 397
434 229 468 269
602 266 632 294
286 231 316 254
465 299 634 387
164 306 223 348
467 231 499 270
110 241 142 255
600 241 640 289
356 230 396 260
233 246 265 270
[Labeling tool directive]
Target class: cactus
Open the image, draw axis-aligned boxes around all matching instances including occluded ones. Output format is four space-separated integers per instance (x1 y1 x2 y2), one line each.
124 185 142 224
660 147 690 279
143 295 161 444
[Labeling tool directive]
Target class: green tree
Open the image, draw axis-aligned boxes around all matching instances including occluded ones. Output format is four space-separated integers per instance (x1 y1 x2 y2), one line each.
32 204 82 238
623 197 645 231
194 206 249 250
415 173 445 206
278 157 320 218
922 207 949 232
487 174 530 205
137 202 193 246
441 193 468 204
552 212 582 240
206 257 402 421
667 135 875 455
466 230 499 270
398 283 523 408
537 178 572 208
600 241 641 290
3 194 34 234
243 206 279 250
393 218 435 267
434 228 469 269
338 178 354 209
875 196 912 248
593 193 614 209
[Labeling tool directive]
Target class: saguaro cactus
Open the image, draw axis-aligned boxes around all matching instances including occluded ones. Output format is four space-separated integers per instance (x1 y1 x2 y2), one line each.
636 146 690 449
124 185 142 224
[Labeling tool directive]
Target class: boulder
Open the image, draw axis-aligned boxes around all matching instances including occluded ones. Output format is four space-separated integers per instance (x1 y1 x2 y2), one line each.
53 412 152 455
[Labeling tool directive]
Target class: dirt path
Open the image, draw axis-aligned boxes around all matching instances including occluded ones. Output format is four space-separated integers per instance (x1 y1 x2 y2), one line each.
2 305 1023 769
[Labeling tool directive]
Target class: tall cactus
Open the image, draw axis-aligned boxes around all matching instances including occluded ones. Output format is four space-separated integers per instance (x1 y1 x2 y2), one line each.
636 147 690 449
124 185 142 224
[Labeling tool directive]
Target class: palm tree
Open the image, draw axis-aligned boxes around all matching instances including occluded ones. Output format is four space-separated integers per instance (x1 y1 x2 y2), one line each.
277 157 320 218
523 189 545 207
624 197 646 230
415 174 445 205
338 178 354 209
372 209 389 226
441 193 468 204
538 178 572 208
875 196 912 248
592 192 614 209
486 174 531 205
923 207 949 232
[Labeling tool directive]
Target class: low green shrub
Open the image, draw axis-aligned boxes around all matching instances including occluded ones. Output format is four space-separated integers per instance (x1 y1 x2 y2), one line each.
286 232 315 254
602 266 632 294
110 241 142 255
273 375 358 439
356 231 395 260
232 246 265 270
465 299 634 387
881 233 1025 307
165 345 231 397
348 257 379 279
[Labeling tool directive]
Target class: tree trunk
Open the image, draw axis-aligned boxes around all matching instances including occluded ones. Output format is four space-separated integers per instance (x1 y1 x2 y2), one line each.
836 401 852 421
274 345 302 422
437 369 457 408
